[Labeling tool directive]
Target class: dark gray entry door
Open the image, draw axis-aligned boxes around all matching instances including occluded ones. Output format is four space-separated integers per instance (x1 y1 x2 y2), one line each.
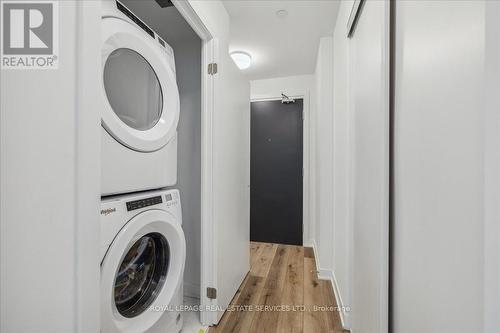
250 99 303 245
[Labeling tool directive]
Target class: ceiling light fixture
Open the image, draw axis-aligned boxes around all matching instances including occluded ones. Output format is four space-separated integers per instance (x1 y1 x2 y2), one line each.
230 51 252 70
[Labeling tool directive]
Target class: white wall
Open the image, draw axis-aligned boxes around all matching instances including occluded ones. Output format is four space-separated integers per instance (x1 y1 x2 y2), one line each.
329 1 500 332
313 37 335 275
296 11 355 332
174 39 203 299
250 74 314 100
323 2 390 332
311 1 353 328
331 0 354 329
190 0 230 41
281 5 361 333
311 33 380 332
0 2 101 332
393 1 486 332
350 2 390 332
484 2 500 331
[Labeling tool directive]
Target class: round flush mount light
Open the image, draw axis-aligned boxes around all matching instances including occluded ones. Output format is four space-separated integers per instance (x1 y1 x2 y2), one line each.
230 51 252 70
276 9 288 18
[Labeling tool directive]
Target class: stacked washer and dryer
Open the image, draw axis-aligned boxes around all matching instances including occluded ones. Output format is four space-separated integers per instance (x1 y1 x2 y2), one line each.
99 1 185 332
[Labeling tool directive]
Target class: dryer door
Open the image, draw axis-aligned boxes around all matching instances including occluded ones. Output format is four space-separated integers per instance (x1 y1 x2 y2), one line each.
101 17 179 152
101 210 185 333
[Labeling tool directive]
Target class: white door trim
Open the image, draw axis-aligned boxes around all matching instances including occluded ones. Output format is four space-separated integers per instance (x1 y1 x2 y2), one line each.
250 93 312 246
171 0 215 326
199 37 217 326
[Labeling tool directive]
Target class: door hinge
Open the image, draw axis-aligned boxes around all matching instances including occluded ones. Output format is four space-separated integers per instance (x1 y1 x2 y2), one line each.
208 63 218 75
207 287 217 299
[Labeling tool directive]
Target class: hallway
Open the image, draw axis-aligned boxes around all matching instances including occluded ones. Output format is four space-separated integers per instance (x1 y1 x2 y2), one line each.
1 1 499 332
210 242 348 333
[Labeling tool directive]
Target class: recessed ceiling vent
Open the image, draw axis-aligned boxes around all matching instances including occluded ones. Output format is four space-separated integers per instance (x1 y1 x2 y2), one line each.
155 0 174 8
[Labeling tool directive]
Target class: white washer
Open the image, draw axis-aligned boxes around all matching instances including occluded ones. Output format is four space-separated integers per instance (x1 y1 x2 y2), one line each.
100 0 180 196
101 189 185 333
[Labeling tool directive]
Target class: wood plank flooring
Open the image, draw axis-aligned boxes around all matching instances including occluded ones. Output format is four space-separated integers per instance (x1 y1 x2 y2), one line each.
209 242 349 333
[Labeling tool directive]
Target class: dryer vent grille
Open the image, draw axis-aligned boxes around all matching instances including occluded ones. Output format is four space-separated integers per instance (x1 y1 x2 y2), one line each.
116 1 155 39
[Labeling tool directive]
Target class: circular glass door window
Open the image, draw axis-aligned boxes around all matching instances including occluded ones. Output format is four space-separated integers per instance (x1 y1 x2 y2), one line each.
103 48 164 131
114 232 170 318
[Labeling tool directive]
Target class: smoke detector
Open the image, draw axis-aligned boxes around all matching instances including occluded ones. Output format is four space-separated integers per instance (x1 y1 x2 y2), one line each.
276 9 288 18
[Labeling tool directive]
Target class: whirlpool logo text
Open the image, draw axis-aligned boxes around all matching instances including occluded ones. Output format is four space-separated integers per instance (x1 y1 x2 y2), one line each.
101 208 117 216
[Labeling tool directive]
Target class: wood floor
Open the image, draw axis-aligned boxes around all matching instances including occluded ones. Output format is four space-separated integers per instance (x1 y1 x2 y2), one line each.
209 242 349 333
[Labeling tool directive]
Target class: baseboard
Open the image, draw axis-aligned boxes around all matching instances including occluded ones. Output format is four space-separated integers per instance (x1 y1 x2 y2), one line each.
306 239 321 274
303 239 314 248
310 244 348 330
317 268 348 329
183 281 200 299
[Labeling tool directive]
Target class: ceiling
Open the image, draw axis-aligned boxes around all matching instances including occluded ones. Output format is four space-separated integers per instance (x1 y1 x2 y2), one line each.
223 0 340 80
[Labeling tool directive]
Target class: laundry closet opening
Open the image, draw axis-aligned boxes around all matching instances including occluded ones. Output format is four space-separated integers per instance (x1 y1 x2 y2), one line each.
120 0 203 328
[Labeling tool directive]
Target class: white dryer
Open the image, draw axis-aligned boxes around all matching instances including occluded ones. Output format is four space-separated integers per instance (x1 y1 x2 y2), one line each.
100 0 180 196
100 189 185 333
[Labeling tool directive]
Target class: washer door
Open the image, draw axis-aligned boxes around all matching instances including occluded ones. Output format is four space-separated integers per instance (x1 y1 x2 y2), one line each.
101 17 179 152
101 210 185 333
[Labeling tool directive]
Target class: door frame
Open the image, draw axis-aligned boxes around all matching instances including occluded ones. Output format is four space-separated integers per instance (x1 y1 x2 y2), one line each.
250 94 311 246
171 0 215 326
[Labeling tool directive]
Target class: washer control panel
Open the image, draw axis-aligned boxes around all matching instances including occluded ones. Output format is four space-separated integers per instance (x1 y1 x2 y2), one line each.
165 192 179 208
126 195 162 211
